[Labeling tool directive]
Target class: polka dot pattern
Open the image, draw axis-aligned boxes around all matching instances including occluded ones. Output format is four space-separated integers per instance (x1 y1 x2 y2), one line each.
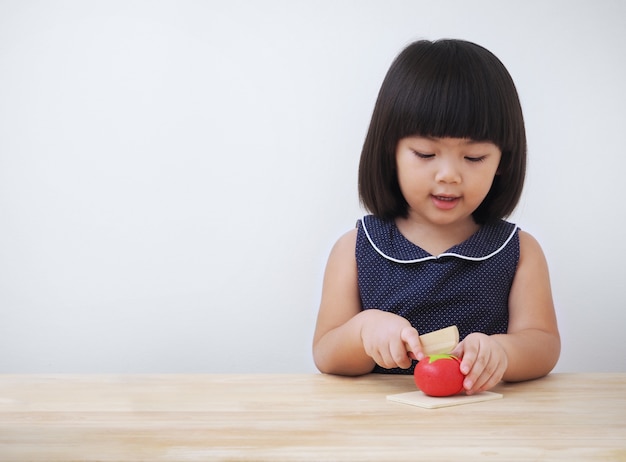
356 215 520 375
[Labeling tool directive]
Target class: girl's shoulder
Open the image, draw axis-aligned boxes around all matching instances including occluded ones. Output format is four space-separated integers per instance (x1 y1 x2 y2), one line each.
327 227 358 262
337 227 358 247
517 229 548 263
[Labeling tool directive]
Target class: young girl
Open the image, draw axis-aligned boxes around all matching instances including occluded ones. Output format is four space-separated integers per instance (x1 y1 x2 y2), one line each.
312 39 560 395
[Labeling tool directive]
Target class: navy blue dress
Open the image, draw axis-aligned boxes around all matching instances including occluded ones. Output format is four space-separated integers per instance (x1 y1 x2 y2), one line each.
355 215 520 374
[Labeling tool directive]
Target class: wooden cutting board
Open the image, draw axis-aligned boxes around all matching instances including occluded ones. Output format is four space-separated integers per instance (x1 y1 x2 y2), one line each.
387 390 502 409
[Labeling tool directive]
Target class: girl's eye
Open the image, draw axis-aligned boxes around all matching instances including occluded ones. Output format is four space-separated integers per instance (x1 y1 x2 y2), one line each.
413 151 435 159
465 156 487 163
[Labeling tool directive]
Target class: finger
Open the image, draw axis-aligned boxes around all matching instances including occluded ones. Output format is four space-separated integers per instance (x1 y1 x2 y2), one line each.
377 345 399 370
467 351 493 393
471 367 498 394
373 347 390 369
449 344 463 358
474 354 506 393
475 367 501 393
403 343 422 361
458 341 478 376
460 342 482 392
391 340 413 369
401 327 423 361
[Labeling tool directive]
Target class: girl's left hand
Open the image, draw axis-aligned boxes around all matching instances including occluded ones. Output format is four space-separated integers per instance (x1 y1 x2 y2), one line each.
450 333 508 395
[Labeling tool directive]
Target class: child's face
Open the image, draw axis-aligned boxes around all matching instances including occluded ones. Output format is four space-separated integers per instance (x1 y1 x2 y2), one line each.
395 136 501 227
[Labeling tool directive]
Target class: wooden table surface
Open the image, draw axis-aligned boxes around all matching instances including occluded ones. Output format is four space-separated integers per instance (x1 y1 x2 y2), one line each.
0 373 624 461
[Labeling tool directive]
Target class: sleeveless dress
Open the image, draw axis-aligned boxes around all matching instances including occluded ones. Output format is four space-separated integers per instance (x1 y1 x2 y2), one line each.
356 215 520 374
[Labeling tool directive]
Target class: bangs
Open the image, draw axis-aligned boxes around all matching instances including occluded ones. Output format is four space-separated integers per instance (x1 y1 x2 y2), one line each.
389 41 519 151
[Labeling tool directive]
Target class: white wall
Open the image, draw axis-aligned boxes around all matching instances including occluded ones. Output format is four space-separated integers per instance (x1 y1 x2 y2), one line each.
1 0 624 373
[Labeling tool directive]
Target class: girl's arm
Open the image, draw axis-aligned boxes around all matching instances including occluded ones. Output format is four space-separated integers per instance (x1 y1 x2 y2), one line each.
455 230 561 393
312 229 422 375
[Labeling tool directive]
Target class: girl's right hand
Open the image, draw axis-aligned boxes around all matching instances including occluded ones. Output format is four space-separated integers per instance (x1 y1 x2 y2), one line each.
359 309 422 369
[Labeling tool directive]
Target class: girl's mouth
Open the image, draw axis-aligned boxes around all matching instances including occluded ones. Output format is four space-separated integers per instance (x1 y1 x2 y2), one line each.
432 195 460 210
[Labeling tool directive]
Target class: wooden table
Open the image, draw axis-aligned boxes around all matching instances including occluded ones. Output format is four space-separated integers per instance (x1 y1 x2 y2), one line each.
0 373 624 461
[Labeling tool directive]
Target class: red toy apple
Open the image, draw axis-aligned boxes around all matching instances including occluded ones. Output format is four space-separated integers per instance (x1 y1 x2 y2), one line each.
413 354 465 397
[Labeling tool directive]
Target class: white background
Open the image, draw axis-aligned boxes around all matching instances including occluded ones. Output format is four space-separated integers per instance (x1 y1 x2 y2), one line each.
1 1 624 373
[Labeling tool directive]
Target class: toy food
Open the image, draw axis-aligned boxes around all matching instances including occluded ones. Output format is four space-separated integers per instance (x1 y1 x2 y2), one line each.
413 354 465 397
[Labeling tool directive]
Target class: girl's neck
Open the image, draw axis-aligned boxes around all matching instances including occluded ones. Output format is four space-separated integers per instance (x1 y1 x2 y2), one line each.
394 215 480 256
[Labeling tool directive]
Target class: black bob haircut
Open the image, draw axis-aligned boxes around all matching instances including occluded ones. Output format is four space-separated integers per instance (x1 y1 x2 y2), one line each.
358 39 527 224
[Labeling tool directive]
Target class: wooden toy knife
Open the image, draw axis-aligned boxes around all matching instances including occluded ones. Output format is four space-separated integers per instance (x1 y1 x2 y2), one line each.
407 325 460 357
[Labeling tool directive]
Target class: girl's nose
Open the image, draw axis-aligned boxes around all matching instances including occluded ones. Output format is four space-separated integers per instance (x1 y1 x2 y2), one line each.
435 160 461 184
